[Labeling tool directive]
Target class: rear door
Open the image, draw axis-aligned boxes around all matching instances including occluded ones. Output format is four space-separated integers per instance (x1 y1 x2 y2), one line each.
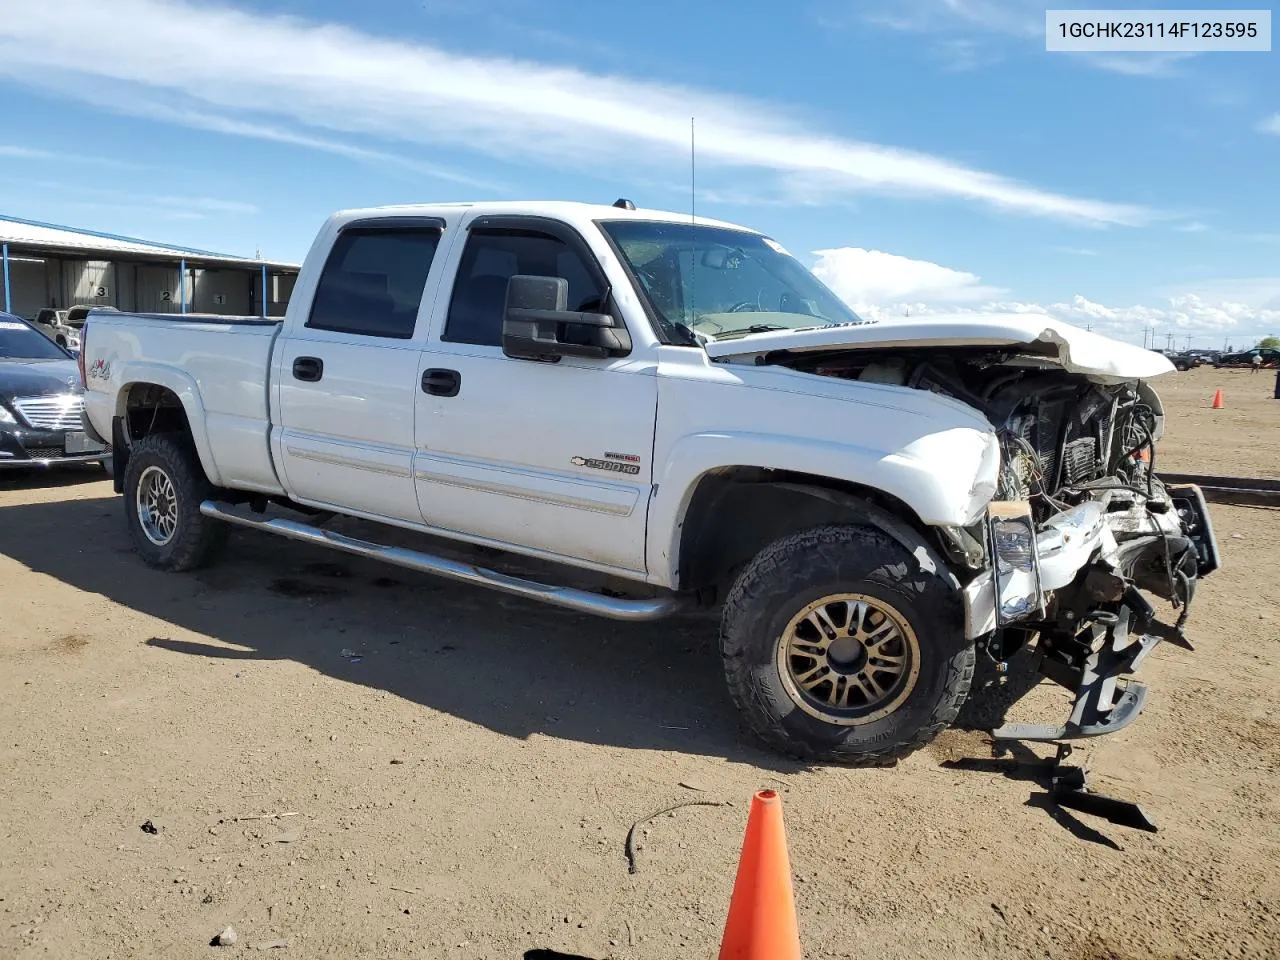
412 215 657 574
272 217 449 522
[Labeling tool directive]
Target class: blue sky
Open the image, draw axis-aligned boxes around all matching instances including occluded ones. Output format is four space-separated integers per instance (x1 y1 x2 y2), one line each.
0 0 1277 346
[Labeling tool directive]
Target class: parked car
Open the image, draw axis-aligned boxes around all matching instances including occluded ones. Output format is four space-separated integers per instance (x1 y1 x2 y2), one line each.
1215 347 1280 368
0 312 109 471
79 200 1219 763
1166 351 1201 371
32 305 117 354
33 308 75 350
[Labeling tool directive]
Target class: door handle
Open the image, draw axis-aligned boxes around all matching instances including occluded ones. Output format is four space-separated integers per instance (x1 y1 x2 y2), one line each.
292 356 324 382
421 368 461 397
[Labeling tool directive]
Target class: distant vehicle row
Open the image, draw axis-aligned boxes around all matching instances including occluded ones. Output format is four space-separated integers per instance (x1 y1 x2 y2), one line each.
1214 347 1278 369
31 305 118 354
1157 348 1278 371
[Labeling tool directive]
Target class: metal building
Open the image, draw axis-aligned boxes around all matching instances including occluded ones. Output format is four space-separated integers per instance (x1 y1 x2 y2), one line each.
0 214 299 320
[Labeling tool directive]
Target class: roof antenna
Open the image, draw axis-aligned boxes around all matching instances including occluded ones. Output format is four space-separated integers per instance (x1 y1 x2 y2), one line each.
689 116 697 332
690 116 696 224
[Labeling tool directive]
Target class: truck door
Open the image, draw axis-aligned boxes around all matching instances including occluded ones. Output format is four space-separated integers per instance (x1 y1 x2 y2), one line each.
273 217 449 522
413 215 657 574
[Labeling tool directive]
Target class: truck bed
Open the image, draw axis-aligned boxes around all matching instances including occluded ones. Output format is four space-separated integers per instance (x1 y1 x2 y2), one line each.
116 313 281 326
82 311 285 495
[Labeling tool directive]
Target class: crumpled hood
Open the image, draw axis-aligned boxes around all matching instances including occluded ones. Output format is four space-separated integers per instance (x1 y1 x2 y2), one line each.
702 312 1175 382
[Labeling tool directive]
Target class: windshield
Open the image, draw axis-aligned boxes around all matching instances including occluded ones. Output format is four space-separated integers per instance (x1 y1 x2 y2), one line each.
0 316 72 360
599 220 863 341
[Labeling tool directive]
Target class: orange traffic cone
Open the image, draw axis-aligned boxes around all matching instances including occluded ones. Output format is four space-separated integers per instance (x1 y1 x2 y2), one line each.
718 790 802 960
1212 389 1224 409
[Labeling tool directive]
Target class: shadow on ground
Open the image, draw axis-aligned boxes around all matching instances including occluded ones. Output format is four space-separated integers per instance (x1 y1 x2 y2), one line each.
0 462 108 491
954 650 1044 732
0 492 1046 771
0 493 781 768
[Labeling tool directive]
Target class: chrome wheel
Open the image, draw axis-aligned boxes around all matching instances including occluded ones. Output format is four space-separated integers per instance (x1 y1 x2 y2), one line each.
776 593 921 725
136 465 178 546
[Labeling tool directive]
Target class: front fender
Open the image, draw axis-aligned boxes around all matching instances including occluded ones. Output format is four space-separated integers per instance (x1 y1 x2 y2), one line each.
646 426 999 587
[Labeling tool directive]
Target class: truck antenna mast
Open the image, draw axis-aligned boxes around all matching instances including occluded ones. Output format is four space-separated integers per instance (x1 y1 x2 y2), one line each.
690 116 696 224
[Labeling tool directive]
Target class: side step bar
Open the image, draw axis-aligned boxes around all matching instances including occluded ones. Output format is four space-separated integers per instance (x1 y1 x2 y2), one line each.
199 500 683 622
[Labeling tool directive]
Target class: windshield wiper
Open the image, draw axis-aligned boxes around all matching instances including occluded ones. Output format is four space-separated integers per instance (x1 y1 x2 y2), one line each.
710 323 791 340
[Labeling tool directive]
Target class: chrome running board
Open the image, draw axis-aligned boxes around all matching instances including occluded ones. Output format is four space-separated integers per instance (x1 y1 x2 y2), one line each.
199 500 682 622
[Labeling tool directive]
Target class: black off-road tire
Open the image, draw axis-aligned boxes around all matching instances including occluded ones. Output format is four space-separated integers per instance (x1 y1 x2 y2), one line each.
721 524 974 764
122 433 228 571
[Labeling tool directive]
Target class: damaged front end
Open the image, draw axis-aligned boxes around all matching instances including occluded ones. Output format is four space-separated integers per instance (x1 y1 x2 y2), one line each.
958 385 1221 742
765 337 1221 742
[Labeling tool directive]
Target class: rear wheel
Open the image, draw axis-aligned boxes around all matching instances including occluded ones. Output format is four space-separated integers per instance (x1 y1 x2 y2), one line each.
721 524 974 764
122 434 227 571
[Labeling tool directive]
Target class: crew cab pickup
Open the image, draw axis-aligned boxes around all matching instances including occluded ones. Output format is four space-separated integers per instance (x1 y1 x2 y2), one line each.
80 200 1219 763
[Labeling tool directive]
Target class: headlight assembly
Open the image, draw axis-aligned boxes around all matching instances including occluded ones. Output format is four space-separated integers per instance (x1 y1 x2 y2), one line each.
988 501 1044 623
0 405 16 425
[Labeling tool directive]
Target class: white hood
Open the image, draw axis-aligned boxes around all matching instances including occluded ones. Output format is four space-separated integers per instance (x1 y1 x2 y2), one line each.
703 312 1175 383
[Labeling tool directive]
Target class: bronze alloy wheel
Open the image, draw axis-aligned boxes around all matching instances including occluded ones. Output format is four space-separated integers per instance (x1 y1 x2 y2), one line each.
776 593 922 725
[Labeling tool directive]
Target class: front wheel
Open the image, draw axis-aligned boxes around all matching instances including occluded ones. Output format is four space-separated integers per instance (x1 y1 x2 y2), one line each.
720 524 974 764
122 433 227 571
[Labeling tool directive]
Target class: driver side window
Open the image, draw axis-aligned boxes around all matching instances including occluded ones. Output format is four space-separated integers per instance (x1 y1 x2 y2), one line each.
443 228 606 347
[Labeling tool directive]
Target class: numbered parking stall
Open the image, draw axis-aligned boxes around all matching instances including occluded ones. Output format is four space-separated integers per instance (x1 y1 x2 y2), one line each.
0 214 298 323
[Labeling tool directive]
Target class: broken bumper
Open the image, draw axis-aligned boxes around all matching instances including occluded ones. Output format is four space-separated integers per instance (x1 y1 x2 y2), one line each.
963 500 1115 640
963 490 1219 742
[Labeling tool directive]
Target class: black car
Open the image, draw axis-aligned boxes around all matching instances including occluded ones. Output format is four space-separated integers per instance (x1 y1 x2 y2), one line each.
1215 347 1280 369
1166 351 1201 371
0 312 109 471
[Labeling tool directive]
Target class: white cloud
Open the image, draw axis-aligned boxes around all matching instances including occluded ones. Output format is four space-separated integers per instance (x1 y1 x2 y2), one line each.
1176 221 1209 233
866 0 1040 39
1257 114 1280 135
8 178 257 217
812 247 1280 344
123 102 505 192
1052 246 1099 256
863 1 1192 77
812 247 1004 305
1162 277 1280 310
0 0 1149 225
1082 52 1192 77
0 145 53 159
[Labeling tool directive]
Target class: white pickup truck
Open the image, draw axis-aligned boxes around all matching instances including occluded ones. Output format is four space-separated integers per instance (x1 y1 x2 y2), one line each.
80 200 1218 763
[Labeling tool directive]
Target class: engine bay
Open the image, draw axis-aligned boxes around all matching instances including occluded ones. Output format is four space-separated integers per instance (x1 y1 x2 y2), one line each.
769 344 1221 741
777 345 1163 519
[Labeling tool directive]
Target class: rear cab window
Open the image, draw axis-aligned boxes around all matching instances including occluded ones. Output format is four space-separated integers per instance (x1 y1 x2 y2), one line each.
307 221 444 339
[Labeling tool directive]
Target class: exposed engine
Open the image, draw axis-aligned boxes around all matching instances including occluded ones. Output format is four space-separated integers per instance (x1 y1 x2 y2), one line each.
795 346 1149 511
775 344 1220 742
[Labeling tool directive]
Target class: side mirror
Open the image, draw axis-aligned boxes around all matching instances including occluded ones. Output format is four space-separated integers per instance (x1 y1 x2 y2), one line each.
501 275 631 362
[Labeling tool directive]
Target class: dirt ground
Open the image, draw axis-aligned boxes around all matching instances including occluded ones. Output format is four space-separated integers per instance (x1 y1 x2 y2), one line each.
2 365 1278 960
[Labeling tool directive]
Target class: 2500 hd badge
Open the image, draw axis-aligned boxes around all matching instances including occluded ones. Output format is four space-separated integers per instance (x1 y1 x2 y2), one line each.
570 455 641 476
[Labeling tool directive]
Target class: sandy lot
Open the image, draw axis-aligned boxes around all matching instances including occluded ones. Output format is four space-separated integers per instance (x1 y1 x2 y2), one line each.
2 365 1278 960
